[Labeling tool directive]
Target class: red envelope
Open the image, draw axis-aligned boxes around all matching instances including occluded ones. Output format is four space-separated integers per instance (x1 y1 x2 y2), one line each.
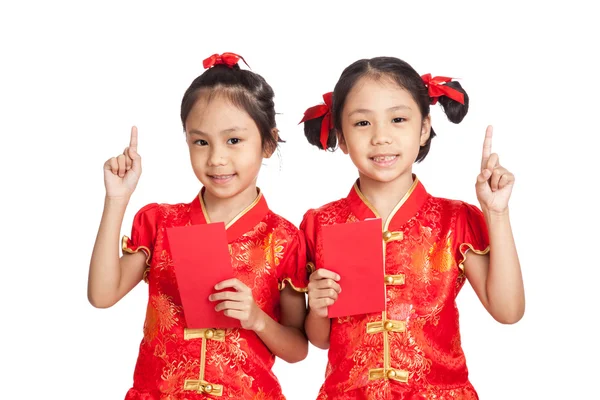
166 222 239 329
321 218 385 318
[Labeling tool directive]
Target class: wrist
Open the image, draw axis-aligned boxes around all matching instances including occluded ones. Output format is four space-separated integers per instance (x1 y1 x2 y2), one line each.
482 207 510 221
252 309 268 333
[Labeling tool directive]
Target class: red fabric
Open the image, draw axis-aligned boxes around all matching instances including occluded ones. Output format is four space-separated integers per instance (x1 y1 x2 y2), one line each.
299 92 333 150
122 193 308 399
300 178 489 399
202 52 249 69
421 74 465 105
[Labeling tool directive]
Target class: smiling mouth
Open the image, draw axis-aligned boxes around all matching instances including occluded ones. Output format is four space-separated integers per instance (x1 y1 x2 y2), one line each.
370 155 398 162
208 174 236 182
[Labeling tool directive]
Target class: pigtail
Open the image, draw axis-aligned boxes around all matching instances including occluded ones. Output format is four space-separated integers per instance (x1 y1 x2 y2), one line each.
436 81 469 123
299 92 335 151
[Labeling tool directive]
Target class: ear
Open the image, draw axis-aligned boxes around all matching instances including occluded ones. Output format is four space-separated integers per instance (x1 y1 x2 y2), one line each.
420 115 431 147
262 128 279 158
337 130 349 154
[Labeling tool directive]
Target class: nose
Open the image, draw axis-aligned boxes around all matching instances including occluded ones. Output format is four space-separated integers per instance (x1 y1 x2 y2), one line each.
370 123 392 146
208 144 228 167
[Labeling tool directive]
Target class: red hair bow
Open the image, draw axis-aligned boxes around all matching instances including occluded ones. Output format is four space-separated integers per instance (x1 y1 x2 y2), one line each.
299 92 333 150
421 74 464 105
203 52 249 69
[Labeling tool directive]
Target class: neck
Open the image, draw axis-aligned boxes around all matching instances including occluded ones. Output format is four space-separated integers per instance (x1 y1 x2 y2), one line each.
358 171 414 224
202 183 259 226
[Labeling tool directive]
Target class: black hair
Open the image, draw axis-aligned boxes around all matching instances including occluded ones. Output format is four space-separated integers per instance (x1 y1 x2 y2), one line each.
303 56 469 162
181 63 280 153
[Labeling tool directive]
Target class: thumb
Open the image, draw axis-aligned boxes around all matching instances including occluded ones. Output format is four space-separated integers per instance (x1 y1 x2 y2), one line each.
476 169 492 190
128 146 142 171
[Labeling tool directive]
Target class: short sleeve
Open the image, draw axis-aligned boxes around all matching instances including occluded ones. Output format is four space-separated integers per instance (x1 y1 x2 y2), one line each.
454 202 490 271
277 229 309 293
299 209 318 275
122 203 159 281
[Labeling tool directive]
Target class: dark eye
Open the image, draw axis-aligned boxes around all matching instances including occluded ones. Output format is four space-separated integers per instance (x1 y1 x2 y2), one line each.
227 138 241 145
392 117 405 123
195 139 208 146
355 120 370 127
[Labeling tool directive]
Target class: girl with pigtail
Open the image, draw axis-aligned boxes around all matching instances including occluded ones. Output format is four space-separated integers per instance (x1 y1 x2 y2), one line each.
300 56 524 399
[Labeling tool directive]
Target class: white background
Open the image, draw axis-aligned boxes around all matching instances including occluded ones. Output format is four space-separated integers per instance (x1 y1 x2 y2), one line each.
2 1 599 399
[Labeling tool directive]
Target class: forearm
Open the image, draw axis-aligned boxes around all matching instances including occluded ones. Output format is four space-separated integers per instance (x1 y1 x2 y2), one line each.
88 197 129 307
254 310 308 363
305 309 331 349
484 209 525 323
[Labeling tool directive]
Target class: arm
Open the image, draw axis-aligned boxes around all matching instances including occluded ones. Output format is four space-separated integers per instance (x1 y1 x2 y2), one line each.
87 126 145 308
466 126 525 324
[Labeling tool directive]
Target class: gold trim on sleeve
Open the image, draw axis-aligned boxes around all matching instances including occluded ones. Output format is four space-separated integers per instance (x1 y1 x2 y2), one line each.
306 261 316 275
278 278 308 293
121 235 152 266
122 235 152 283
458 243 491 272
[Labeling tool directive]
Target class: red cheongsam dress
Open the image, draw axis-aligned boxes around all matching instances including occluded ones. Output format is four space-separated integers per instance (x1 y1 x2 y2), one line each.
121 190 309 399
301 177 490 399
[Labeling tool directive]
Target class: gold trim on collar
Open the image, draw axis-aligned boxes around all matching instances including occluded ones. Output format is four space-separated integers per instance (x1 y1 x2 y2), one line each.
353 177 420 230
198 189 263 229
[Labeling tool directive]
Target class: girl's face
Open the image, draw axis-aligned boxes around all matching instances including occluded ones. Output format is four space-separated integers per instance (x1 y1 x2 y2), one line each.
339 75 431 186
185 92 272 201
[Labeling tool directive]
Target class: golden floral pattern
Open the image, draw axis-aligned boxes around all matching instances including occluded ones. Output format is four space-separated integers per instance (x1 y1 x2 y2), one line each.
301 181 489 399
122 196 308 399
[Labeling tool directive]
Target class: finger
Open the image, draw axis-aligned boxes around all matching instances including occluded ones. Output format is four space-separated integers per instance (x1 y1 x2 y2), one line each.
123 147 132 171
215 300 248 312
476 169 492 186
310 268 340 282
498 172 515 189
490 168 504 192
116 154 127 178
209 291 246 302
105 158 119 175
308 278 341 293
107 157 119 175
486 153 499 172
310 288 339 301
129 126 138 152
311 297 335 309
215 278 248 292
481 125 493 170
222 309 246 320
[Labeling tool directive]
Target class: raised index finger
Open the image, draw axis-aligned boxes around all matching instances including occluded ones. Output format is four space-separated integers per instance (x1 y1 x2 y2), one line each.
481 125 493 170
129 126 138 151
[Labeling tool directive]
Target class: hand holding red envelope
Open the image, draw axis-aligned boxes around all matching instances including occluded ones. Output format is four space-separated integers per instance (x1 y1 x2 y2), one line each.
166 222 240 329
321 218 385 318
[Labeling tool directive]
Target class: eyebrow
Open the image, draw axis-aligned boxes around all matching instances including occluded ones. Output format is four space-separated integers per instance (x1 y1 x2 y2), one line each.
347 105 412 118
188 127 248 135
